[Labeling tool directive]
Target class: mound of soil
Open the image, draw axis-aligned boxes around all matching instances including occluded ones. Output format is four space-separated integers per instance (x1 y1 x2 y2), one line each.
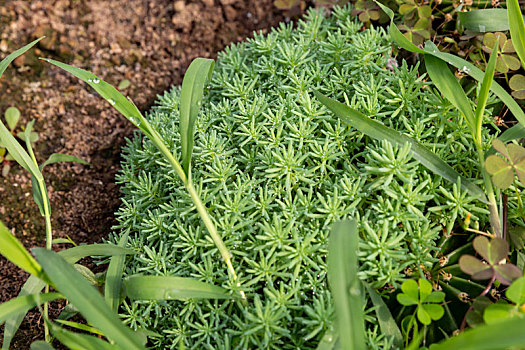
0 0 285 347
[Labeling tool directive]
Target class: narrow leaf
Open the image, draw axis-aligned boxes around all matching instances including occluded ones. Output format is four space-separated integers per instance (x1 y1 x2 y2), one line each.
424 54 475 128
40 153 88 171
55 319 104 336
40 58 150 136
508 0 525 68
124 275 234 300
327 220 365 350
58 244 136 264
0 221 45 280
364 283 403 348
313 91 487 202
474 42 498 137
459 9 512 32
179 58 214 176
105 231 129 311
0 38 43 78
48 321 119 350
32 248 145 350
30 341 56 350
0 293 61 325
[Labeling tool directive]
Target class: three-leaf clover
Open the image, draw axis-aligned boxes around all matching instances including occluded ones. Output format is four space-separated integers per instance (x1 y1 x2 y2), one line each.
482 32 521 74
483 277 525 324
397 278 445 325
459 236 522 285
485 139 525 189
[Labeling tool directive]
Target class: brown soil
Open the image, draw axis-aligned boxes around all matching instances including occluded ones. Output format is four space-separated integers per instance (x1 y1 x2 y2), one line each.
0 0 287 347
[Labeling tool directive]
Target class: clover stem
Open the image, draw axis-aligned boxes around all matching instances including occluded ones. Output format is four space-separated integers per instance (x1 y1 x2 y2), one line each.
459 274 496 331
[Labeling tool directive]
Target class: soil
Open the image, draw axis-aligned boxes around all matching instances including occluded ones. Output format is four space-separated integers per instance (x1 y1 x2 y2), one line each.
0 0 288 347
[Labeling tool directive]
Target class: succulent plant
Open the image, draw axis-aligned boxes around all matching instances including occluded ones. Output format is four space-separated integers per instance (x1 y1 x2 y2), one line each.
113 5 495 349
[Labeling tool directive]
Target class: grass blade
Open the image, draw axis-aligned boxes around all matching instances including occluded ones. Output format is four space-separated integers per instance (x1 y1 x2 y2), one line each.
364 283 403 348
0 221 46 280
375 0 525 126
474 42 498 139
124 275 235 300
459 9 511 32
508 0 525 68
105 231 129 311
0 38 43 78
2 275 47 349
0 293 61 326
40 58 151 137
313 91 487 202
58 244 136 264
432 316 525 350
48 321 119 350
179 58 214 176
424 54 475 129
32 248 145 350
327 220 365 350
30 341 56 350
40 153 88 171
55 319 104 336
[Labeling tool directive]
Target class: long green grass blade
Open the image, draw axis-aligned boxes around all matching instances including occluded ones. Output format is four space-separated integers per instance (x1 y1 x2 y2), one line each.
0 38 42 78
1 243 134 349
313 91 487 202
432 315 525 350
0 221 45 280
105 231 129 311
364 283 403 348
474 42 498 138
0 293 61 325
40 153 88 170
124 275 234 300
30 341 56 350
375 0 525 126
58 244 136 264
2 275 47 349
459 9 511 32
48 321 119 350
40 58 151 137
424 54 475 129
327 220 365 350
508 0 525 68
32 248 145 350
55 319 104 336
179 58 214 176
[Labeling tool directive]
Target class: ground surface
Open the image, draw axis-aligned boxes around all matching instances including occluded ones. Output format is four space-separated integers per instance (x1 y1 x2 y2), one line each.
0 0 285 347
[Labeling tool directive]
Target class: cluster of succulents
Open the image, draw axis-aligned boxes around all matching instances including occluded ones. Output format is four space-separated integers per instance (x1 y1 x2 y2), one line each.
113 5 495 349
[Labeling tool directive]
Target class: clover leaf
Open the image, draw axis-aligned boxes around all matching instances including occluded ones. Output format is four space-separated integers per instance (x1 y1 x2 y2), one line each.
397 278 445 325
482 32 521 73
459 236 522 285
510 74 525 100
485 139 525 189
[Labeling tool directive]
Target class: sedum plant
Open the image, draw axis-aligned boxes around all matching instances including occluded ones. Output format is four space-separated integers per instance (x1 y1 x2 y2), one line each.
58 5 508 349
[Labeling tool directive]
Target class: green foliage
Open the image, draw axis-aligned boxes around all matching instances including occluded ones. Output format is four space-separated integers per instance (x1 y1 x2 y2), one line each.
111 5 504 348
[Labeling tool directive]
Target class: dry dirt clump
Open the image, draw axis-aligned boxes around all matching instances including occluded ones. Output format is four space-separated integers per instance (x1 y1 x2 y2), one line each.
0 0 283 347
